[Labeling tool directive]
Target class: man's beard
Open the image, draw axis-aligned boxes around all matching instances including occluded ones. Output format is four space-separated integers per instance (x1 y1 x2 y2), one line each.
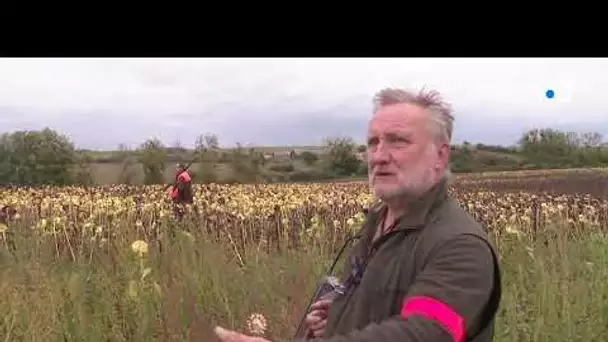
373 165 435 202
369 147 439 202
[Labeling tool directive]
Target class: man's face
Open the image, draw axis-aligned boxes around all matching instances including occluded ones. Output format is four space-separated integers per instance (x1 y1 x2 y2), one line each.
366 103 449 201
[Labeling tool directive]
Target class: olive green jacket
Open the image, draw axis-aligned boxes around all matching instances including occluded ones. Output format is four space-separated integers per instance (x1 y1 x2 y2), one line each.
303 179 501 342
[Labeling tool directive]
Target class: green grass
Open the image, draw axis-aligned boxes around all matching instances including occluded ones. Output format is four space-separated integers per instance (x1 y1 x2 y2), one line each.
0 224 607 341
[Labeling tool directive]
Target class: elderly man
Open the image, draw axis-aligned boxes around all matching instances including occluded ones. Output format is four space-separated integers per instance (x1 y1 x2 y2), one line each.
215 87 502 342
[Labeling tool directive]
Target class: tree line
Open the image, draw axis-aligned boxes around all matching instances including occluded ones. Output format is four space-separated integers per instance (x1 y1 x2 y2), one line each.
1 127 608 186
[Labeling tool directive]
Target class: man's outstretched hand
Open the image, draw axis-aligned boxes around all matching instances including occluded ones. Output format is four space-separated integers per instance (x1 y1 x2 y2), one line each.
214 326 272 342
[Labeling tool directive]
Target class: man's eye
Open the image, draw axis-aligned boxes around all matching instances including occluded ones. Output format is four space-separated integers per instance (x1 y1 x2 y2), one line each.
387 136 406 144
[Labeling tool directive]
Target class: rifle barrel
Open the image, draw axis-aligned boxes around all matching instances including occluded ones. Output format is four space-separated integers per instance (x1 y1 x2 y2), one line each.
163 160 195 190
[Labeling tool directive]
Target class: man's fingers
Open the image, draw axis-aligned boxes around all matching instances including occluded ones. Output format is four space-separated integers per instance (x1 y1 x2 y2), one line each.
310 318 327 332
214 326 253 342
215 326 242 342
310 299 333 310
303 300 331 338
313 327 326 338
306 309 327 320
305 316 327 339
305 314 321 325
214 326 270 342
213 327 238 342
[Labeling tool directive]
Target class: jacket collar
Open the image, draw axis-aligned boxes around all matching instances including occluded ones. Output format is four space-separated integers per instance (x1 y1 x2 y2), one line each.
366 178 449 235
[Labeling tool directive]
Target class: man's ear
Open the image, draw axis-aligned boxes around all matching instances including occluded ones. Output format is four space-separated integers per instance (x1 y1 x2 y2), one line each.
436 142 450 170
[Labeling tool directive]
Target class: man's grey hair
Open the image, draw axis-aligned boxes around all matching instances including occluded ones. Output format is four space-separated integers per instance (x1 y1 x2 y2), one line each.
372 86 455 182
372 87 455 144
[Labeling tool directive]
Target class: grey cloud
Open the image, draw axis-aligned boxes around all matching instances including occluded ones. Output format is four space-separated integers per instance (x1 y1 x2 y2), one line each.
3 101 608 151
2 58 608 149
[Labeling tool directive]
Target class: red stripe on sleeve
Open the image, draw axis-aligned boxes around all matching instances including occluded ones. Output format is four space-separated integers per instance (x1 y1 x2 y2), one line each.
401 296 465 342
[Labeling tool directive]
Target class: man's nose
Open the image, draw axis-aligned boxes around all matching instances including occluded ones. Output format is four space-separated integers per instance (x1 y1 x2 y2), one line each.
369 143 391 163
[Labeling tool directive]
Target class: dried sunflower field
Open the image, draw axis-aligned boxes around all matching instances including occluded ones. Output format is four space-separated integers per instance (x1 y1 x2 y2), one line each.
1 169 607 341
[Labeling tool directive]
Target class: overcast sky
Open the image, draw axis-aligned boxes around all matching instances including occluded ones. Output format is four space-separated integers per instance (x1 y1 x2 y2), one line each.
1 58 606 149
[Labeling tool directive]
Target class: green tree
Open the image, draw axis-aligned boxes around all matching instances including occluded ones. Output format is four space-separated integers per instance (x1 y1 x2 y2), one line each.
229 143 261 183
195 133 220 183
323 137 362 177
518 128 608 168
0 128 78 185
519 128 573 166
0 133 15 184
299 151 319 166
138 138 166 185
73 152 94 186
116 143 138 184
462 141 472 154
